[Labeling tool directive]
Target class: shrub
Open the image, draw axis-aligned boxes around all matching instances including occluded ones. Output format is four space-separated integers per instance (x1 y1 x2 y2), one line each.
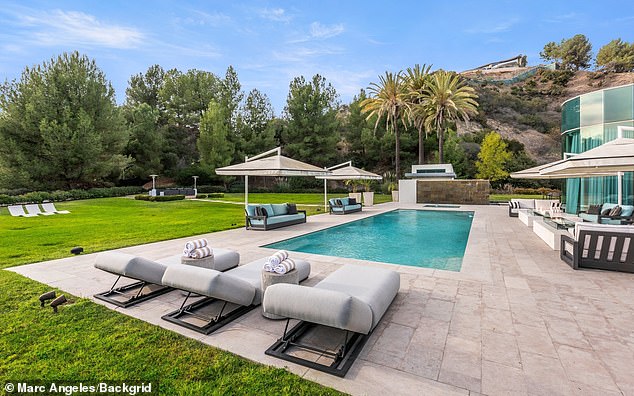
197 185 227 193
134 194 185 202
0 194 16 205
207 193 224 198
196 194 207 199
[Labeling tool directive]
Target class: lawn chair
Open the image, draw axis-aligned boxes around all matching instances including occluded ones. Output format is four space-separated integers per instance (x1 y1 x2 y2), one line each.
263 264 400 377
25 203 54 216
41 202 70 214
561 223 634 273
7 205 38 217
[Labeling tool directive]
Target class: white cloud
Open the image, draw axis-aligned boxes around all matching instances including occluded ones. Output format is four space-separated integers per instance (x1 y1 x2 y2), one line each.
177 10 232 26
465 18 519 34
310 22 344 39
543 12 579 23
272 46 344 62
18 9 144 49
259 7 292 22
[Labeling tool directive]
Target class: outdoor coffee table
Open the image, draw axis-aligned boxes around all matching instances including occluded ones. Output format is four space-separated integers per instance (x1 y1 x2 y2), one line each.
261 269 299 319
532 217 576 250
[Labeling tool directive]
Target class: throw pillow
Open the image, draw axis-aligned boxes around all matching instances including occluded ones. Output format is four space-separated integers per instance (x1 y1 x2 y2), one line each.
587 204 602 215
609 206 622 217
349 198 357 205
286 203 297 215
260 207 268 217
335 199 342 206
601 208 612 216
254 206 261 216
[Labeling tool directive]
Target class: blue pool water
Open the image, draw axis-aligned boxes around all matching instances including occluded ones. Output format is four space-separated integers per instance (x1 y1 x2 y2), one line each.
264 209 474 271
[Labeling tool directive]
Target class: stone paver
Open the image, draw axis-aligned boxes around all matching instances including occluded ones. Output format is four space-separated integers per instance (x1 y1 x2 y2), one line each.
7 203 634 396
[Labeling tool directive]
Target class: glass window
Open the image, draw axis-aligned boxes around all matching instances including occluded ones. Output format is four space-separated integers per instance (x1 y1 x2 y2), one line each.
580 125 603 152
604 85 634 123
561 97 580 132
605 121 634 140
562 129 580 154
580 91 603 127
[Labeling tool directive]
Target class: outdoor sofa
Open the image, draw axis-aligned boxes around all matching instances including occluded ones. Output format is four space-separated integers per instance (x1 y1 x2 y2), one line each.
578 203 634 225
328 197 362 215
508 199 560 217
560 222 634 273
245 203 306 230
263 264 400 377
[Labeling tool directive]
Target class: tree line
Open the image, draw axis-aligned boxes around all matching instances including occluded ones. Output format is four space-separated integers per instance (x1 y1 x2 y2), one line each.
540 34 634 72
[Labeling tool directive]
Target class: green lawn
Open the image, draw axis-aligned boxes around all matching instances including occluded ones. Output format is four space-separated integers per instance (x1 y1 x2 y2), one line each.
489 194 543 202
0 197 344 395
211 192 393 206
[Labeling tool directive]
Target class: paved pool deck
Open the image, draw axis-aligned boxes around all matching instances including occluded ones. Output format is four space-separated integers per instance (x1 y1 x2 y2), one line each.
7 202 634 396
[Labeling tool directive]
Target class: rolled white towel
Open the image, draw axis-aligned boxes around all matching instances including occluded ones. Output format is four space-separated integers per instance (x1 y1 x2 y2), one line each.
190 246 213 259
185 238 208 253
266 250 289 266
263 262 275 272
183 247 192 257
274 258 295 274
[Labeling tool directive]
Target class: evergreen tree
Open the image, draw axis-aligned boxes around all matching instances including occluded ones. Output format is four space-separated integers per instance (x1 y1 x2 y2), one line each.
283 74 340 167
198 100 234 174
125 65 165 110
123 104 163 180
596 39 634 72
238 89 275 157
0 51 129 189
540 34 592 70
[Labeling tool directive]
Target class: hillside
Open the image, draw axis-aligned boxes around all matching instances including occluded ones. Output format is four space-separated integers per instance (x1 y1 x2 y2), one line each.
459 70 634 163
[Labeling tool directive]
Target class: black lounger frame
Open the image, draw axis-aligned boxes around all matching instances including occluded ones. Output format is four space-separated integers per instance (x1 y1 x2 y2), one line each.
265 319 370 377
94 276 172 308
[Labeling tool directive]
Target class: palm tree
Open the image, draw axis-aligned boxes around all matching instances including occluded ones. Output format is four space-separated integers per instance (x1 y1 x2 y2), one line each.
360 71 407 177
403 64 432 164
416 70 478 163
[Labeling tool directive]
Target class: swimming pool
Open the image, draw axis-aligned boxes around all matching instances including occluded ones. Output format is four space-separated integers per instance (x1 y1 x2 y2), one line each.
264 209 474 271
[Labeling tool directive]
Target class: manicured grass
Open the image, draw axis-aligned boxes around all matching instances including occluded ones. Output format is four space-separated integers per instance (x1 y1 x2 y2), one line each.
0 198 245 269
0 272 342 395
0 196 350 394
490 194 543 202
213 192 393 206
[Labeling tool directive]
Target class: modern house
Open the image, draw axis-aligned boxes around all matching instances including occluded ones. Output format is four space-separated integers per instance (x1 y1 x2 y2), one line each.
561 83 634 213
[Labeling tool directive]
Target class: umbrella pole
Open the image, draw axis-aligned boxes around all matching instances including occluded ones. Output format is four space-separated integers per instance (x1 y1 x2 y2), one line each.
245 175 249 207
618 172 623 206
324 179 327 212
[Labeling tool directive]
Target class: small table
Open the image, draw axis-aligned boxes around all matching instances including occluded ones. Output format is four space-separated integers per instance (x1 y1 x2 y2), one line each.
532 218 574 250
518 209 540 227
261 269 299 319
543 217 576 231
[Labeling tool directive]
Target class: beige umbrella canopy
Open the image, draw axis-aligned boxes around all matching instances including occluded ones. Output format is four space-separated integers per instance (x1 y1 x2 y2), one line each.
539 138 634 177
215 147 330 206
316 162 382 211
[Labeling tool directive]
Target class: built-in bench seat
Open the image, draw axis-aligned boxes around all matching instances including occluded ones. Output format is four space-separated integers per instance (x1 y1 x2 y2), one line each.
328 197 362 215
508 199 560 217
245 203 306 230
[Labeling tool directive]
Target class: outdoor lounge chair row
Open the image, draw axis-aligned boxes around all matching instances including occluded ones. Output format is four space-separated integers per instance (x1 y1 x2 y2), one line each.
93 251 400 377
7 202 70 217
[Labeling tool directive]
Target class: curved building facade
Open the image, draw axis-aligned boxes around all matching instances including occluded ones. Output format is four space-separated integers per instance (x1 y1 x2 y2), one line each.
561 83 634 213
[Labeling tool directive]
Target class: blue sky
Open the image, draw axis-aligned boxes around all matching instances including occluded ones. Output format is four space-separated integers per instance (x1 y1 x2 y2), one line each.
1 1 633 114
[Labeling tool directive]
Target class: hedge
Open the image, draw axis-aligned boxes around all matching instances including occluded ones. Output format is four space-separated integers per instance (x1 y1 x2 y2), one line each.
0 186 143 205
134 195 185 202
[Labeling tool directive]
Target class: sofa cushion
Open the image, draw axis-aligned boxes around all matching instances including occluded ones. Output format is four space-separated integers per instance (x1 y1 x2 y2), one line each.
246 205 257 217
265 213 305 225
621 205 634 217
513 199 535 209
271 203 289 216
587 204 602 215
261 204 275 217
340 197 350 205
579 213 599 223
344 204 361 211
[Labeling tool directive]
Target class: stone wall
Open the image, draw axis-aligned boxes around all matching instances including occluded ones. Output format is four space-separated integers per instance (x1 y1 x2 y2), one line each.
416 180 490 205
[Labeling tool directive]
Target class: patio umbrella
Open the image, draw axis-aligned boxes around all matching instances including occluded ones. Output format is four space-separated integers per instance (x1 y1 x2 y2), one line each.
539 138 634 205
215 147 330 207
316 161 382 211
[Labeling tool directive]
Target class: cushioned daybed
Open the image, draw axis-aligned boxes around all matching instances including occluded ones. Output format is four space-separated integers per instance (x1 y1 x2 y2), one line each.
263 264 400 377
94 249 239 307
328 197 362 215
161 257 310 334
245 203 306 230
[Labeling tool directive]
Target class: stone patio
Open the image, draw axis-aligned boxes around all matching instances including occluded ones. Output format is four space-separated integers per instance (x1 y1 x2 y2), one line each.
7 203 634 396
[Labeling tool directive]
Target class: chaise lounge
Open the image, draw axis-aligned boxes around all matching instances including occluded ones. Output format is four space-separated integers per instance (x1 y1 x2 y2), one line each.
161 257 310 334
262 264 400 377
560 222 634 273
94 248 240 307
245 203 306 230
328 197 362 215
